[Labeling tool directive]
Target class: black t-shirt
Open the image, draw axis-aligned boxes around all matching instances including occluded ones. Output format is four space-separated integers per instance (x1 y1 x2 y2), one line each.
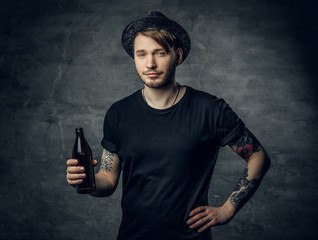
101 86 245 240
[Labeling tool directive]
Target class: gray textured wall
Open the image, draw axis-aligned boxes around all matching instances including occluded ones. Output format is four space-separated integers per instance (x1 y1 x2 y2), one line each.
1 0 317 239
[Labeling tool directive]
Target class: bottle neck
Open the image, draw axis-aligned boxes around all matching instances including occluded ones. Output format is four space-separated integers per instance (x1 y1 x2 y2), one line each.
75 128 85 152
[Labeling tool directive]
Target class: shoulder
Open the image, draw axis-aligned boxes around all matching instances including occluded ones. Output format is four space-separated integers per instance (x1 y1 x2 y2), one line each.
187 86 226 107
103 89 141 121
189 87 217 99
107 89 140 112
186 87 239 119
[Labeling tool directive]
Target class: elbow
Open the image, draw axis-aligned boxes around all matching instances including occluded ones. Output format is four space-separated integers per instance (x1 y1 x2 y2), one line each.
103 187 117 197
89 172 118 197
90 186 117 198
98 181 118 197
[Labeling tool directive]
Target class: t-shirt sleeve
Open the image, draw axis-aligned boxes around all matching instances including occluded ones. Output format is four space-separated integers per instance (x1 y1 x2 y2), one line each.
215 98 245 147
101 106 118 153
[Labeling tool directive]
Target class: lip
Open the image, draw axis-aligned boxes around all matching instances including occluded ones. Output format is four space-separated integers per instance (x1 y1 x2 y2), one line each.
145 73 161 78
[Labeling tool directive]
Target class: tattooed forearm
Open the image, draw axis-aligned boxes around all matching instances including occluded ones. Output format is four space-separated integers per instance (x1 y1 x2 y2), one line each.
230 168 261 209
100 149 114 172
232 127 260 160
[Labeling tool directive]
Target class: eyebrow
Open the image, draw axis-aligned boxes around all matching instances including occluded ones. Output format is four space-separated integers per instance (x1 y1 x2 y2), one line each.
135 48 166 53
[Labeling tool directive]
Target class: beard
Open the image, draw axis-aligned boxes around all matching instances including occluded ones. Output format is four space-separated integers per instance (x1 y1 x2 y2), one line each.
137 59 177 89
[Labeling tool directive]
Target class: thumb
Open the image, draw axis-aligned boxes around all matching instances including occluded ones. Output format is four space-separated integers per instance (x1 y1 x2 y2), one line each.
92 159 98 167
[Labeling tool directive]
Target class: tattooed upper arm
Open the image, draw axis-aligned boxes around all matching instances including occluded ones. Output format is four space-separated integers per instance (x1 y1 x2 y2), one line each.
229 127 261 161
99 149 121 185
94 149 121 196
100 149 115 172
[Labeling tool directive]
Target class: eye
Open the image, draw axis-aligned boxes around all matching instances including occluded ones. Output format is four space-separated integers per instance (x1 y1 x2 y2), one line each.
157 51 166 56
137 53 145 57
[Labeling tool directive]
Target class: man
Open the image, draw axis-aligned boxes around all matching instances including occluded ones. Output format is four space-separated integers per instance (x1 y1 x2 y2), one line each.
66 10 270 240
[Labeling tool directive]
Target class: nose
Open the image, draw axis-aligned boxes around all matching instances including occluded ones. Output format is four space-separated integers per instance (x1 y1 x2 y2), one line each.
146 55 157 69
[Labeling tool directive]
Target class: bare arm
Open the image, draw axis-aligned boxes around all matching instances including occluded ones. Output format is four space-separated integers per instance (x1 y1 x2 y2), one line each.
90 148 121 197
187 127 271 232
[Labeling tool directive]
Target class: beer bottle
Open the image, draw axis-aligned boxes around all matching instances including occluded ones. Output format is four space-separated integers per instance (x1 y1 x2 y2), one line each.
72 127 96 194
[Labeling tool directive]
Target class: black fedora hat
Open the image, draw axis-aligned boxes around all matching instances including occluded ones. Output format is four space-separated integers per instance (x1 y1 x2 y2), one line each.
122 10 191 64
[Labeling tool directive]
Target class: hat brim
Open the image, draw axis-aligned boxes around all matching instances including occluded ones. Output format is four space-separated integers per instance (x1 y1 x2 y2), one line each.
122 16 191 64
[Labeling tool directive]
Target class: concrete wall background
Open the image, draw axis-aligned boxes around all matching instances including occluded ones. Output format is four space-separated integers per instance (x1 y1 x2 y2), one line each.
1 0 317 239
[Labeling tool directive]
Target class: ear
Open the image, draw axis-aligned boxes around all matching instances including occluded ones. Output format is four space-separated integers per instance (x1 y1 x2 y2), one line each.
176 48 183 66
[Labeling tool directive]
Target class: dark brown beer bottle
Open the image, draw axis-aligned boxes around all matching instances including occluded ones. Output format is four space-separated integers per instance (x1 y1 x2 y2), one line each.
72 127 96 194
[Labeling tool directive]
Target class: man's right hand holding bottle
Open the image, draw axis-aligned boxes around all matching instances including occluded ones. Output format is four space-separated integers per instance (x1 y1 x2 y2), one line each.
66 159 98 186
66 149 121 197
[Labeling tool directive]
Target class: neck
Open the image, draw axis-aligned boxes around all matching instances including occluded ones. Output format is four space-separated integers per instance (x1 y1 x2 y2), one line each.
143 81 180 109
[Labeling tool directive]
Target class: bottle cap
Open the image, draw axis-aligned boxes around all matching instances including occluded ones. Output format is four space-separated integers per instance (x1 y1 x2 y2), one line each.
75 127 83 133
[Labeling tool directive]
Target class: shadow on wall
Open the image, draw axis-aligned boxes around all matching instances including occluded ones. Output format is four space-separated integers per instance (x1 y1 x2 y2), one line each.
291 0 318 102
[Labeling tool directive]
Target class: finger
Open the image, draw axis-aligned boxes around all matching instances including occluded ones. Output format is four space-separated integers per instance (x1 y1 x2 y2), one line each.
188 216 210 229
66 159 79 166
186 211 208 225
67 178 84 185
67 173 86 180
189 206 207 217
198 219 216 233
67 166 85 174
